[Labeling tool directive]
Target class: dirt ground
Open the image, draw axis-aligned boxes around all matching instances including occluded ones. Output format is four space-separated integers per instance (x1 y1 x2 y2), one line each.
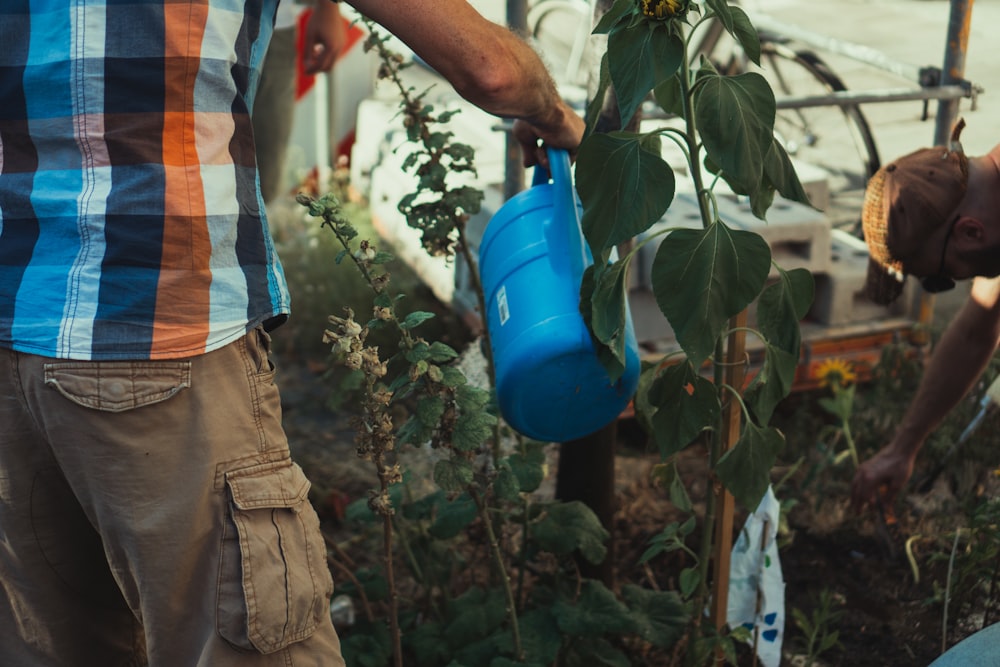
266 247 997 667
274 340 999 667
611 445 969 667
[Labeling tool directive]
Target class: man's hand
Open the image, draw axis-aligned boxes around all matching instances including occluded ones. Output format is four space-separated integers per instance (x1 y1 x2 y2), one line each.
512 109 585 168
302 1 347 75
851 443 917 512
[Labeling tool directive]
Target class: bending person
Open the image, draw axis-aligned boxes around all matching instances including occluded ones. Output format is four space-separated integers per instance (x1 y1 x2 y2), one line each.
851 119 1000 511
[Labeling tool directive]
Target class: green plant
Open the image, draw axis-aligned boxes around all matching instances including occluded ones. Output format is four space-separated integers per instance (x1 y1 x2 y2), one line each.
925 497 1000 651
270 172 469 411
576 0 813 648
270 195 383 365
303 0 857 660
297 21 692 666
790 588 844 666
814 358 860 468
304 186 690 667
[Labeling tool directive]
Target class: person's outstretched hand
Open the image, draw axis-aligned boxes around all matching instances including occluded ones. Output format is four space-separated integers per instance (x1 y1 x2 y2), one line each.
303 2 347 75
851 443 917 512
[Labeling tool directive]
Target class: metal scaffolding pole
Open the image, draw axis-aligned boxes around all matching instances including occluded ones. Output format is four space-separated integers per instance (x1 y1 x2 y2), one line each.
934 0 975 145
919 0 975 334
504 0 529 201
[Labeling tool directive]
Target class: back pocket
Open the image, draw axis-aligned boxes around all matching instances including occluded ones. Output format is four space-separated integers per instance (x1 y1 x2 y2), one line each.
217 459 333 654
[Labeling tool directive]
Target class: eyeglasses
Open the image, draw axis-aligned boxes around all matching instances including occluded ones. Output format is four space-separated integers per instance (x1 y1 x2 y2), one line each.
920 214 959 294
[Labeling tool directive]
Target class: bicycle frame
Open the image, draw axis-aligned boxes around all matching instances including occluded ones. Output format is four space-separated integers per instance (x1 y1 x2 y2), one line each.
749 1 979 137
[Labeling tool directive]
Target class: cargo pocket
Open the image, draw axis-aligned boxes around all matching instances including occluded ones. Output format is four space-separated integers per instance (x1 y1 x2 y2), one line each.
217 459 333 654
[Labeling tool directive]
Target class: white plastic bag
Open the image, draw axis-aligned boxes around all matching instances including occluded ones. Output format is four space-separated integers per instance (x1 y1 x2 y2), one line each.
726 485 785 667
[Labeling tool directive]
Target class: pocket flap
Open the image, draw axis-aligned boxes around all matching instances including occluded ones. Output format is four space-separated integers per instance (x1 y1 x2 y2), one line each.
225 460 311 510
44 361 191 412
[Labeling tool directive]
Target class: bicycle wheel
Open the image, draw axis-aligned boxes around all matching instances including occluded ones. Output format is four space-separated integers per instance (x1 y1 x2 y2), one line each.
750 39 881 232
527 0 602 91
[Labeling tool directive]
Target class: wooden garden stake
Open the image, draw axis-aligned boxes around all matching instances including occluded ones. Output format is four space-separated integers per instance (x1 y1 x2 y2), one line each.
711 310 748 636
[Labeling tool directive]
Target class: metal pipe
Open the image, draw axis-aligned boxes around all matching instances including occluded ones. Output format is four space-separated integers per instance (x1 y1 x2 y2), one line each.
920 0 975 336
775 85 971 110
933 0 975 145
640 84 971 122
504 0 530 201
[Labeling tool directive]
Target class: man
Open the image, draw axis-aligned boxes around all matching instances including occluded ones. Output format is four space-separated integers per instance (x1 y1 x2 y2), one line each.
254 0 347 205
851 119 1000 511
0 1 583 665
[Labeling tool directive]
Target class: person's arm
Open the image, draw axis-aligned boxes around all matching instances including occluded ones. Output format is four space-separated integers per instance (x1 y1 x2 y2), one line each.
342 0 584 164
852 275 1000 510
302 1 347 74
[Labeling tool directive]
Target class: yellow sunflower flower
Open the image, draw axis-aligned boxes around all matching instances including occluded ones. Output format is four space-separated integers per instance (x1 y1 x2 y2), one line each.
815 358 857 388
640 0 684 20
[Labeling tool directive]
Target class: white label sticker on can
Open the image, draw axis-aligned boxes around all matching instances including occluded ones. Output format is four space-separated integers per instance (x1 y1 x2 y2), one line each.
497 284 510 326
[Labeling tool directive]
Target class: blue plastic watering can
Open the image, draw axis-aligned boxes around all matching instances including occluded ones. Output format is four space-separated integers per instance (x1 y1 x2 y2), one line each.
477 147 640 442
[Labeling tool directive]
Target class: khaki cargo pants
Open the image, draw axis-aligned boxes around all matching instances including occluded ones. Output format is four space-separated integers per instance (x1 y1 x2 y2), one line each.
0 329 345 666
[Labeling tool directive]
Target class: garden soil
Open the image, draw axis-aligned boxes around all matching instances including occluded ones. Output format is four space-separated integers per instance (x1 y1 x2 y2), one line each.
276 341 996 667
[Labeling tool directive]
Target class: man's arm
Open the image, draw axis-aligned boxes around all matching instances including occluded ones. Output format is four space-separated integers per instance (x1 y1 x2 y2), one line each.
342 0 584 164
852 275 1000 509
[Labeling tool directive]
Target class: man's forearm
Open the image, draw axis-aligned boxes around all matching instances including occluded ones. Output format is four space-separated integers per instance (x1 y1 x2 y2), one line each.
346 0 568 127
893 279 1000 454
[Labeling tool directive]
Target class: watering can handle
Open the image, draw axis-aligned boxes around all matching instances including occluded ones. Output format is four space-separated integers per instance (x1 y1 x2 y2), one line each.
531 147 572 194
532 148 588 280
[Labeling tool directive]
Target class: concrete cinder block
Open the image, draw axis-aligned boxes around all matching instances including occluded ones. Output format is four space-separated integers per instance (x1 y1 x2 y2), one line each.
627 186 834 346
631 187 832 290
807 229 915 326
715 194 832 278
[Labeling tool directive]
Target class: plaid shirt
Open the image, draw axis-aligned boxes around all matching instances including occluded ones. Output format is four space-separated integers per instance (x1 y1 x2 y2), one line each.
0 0 288 360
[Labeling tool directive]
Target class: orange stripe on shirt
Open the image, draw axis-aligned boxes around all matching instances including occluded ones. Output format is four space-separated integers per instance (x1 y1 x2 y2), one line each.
153 2 212 356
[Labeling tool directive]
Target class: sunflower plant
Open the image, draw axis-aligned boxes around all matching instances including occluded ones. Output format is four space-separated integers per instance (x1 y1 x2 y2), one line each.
579 0 813 493
815 359 861 468
575 0 815 643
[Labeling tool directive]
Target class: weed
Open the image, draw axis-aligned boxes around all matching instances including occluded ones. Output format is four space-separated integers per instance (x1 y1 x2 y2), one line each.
790 588 844 666
926 497 1000 647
